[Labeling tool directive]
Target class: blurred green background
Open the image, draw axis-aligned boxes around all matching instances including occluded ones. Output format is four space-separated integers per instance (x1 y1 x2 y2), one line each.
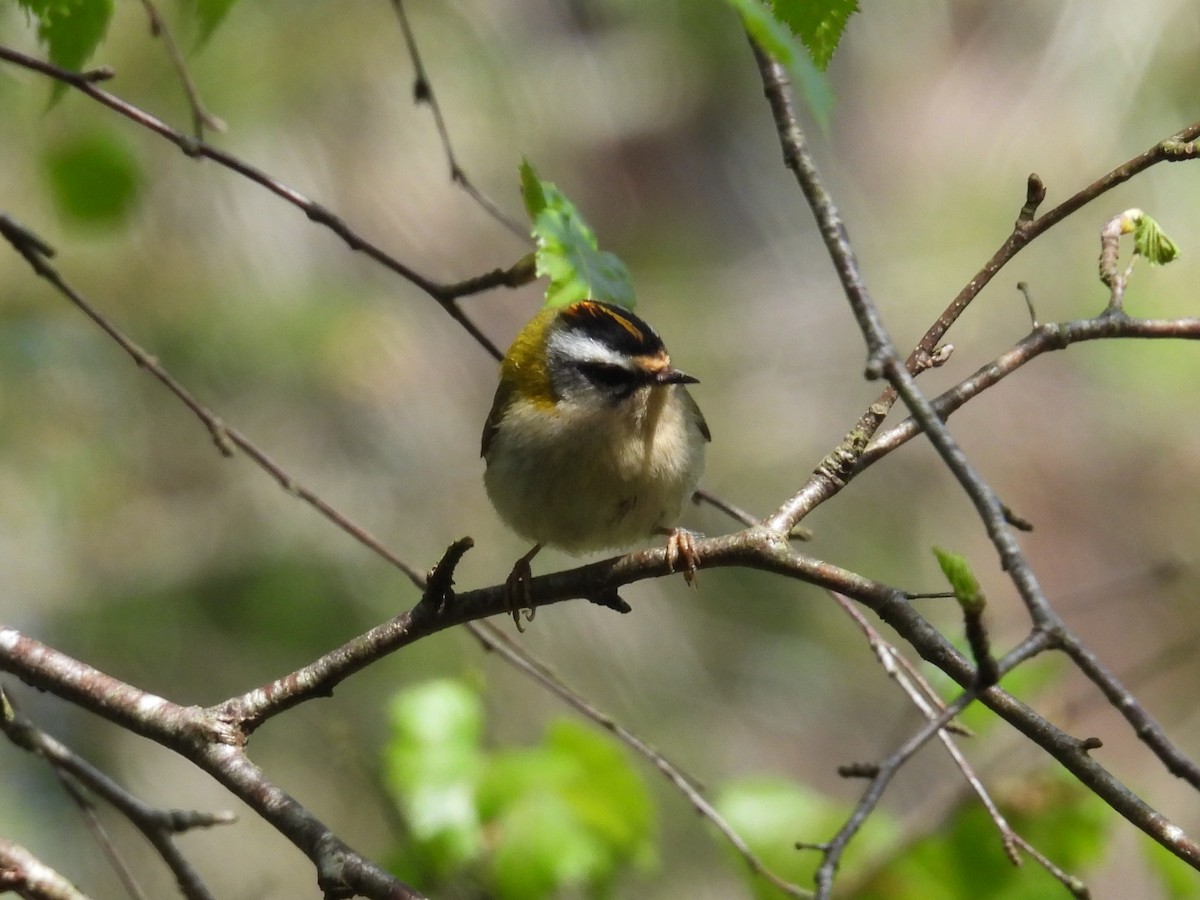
2 0 1199 897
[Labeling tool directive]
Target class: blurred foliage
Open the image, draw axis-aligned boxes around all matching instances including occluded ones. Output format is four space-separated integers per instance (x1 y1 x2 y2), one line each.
856 773 1110 900
12 0 112 73
1 0 1199 897
1143 838 1200 899
41 129 142 226
383 679 655 899
179 0 240 49
715 777 897 898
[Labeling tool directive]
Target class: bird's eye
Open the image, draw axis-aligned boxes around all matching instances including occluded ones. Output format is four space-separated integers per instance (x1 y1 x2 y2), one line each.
577 362 634 392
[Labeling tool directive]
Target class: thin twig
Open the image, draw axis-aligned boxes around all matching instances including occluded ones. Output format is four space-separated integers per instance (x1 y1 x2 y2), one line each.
746 31 1200 891
0 634 426 900
134 0 225 138
464 621 814 899
830 594 1089 897
54 771 149 900
2 685 229 900
389 0 526 237
858 315 1200 466
0 44 510 360
0 213 428 589
757 52 1200 532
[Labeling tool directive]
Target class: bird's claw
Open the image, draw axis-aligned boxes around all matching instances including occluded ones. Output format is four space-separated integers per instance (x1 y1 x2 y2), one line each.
505 544 542 632
664 528 701 586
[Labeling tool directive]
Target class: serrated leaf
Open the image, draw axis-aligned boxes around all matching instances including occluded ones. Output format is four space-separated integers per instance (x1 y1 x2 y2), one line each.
519 158 547 219
724 0 835 129
518 161 636 309
1133 213 1180 266
16 0 113 73
42 131 142 226
769 0 859 70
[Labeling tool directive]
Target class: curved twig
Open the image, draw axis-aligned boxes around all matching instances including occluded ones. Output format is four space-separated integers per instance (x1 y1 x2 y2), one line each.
0 44 515 361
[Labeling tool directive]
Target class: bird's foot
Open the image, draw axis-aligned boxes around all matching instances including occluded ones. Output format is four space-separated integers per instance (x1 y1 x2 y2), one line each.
505 543 542 632
663 528 701 586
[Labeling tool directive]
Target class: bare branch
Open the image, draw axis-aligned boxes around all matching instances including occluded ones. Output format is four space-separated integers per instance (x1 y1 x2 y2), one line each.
830 595 1088 897
0 840 91 900
463 621 814 899
859 315 1200 467
2 686 231 900
0 213 428 590
389 0 526 237
0 44 510 360
0 632 425 900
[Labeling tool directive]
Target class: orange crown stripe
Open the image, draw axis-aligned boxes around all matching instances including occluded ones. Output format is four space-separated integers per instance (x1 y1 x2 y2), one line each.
574 300 645 344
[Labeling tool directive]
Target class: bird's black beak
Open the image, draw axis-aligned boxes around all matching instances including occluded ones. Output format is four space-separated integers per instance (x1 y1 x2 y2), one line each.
655 368 699 386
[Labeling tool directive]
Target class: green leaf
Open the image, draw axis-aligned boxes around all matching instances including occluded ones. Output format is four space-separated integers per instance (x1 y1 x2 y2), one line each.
724 0 835 129
519 158 548 219
478 719 655 898
518 160 636 309
769 0 859 70
16 0 113 72
490 791 609 900
383 680 486 877
42 131 142 226
932 546 985 613
181 0 241 48
546 719 655 861
1132 212 1180 266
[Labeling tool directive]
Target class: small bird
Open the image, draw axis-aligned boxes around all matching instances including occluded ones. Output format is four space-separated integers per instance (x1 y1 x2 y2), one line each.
482 300 710 627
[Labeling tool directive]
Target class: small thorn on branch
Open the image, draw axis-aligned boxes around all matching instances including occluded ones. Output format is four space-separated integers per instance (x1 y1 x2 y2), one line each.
837 761 879 778
82 64 116 82
1077 736 1103 753
1016 281 1039 329
585 589 631 614
1002 502 1034 532
207 419 236 458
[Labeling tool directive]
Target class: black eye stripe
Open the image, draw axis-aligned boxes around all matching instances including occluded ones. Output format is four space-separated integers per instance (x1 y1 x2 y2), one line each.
577 361 634 387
